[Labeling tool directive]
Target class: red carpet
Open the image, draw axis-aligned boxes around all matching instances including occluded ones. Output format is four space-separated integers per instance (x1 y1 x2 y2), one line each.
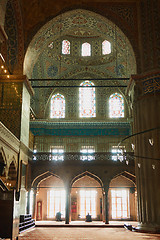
19 227 160 240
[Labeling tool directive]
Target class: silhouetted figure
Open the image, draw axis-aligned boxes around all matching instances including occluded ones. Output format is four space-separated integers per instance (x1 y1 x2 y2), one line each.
56 212 62 221
86 213 92 222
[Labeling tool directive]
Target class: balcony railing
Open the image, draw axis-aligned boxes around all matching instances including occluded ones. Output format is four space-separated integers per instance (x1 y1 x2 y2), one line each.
32 152 134 163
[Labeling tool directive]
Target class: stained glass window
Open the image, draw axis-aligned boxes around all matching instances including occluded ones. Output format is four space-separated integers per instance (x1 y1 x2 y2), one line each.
109 93 124 118
62 40 70 54
79 81 96 118
102 40 111 55
50 93 65 118
81 42 91 56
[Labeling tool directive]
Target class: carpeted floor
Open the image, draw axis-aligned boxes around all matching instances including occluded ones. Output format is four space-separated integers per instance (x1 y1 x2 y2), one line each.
19 227 160 240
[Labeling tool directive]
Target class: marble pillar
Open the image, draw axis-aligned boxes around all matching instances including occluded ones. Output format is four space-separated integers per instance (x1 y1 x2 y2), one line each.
127 72 160 232
65 186 71 224
104 186 109 224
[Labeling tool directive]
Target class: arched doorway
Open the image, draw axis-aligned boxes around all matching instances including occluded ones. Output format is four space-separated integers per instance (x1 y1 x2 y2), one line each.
32 173 65 221
109 172 137 221
71 172 104 222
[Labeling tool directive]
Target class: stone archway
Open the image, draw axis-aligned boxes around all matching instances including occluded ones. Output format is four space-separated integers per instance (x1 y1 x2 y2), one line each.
71 171 104 222
31 171 62 189
31 171 65 221
109 171 137 221
71 171 104 188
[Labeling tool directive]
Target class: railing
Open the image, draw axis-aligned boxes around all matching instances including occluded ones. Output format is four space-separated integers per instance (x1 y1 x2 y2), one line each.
32 152 134 163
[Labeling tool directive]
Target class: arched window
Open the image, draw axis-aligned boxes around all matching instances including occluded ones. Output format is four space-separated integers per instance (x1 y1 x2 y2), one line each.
79 81 96 118
81 42 91 56
102 40 111 55
109 93 124 118
62 40 70 54
50 93 65 118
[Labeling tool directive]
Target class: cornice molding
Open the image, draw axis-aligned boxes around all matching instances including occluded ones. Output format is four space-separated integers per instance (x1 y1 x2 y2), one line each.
30 120 131 129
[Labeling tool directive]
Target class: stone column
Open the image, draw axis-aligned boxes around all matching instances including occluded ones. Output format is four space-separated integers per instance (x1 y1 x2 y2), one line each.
26 190 31 214
65 185 71 224
127 72 160 232
102 192 105 222
103 186 109 224
32 189 37 220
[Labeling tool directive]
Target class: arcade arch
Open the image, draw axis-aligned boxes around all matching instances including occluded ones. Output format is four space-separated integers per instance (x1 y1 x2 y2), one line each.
32 174 65 221
109 172 137 221
71 173 103 221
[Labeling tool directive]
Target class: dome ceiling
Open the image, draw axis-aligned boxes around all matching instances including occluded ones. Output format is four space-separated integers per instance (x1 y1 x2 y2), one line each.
24 9 136 80
24 9 136 118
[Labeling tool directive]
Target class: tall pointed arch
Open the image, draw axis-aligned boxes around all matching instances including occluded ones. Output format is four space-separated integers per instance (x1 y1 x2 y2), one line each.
50 93 65 118
32 171 63 188
79 81 96 118
109 93 124 118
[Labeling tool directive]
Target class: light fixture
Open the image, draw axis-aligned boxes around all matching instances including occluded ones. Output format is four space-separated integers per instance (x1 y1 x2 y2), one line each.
138 163 141 168
131 144 135 150
0 53 5 62
33 147 37 153
149 138 154 146
152 164 156 170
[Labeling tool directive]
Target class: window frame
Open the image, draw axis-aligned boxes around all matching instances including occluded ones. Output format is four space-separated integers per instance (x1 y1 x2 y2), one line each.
109 92 124 118
50 146 64 161
80 146 95 161
50 93 65 119
102 40 111 55
79 80 96 118
111 188 130 219
62 39 71 55
81 42 91 57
